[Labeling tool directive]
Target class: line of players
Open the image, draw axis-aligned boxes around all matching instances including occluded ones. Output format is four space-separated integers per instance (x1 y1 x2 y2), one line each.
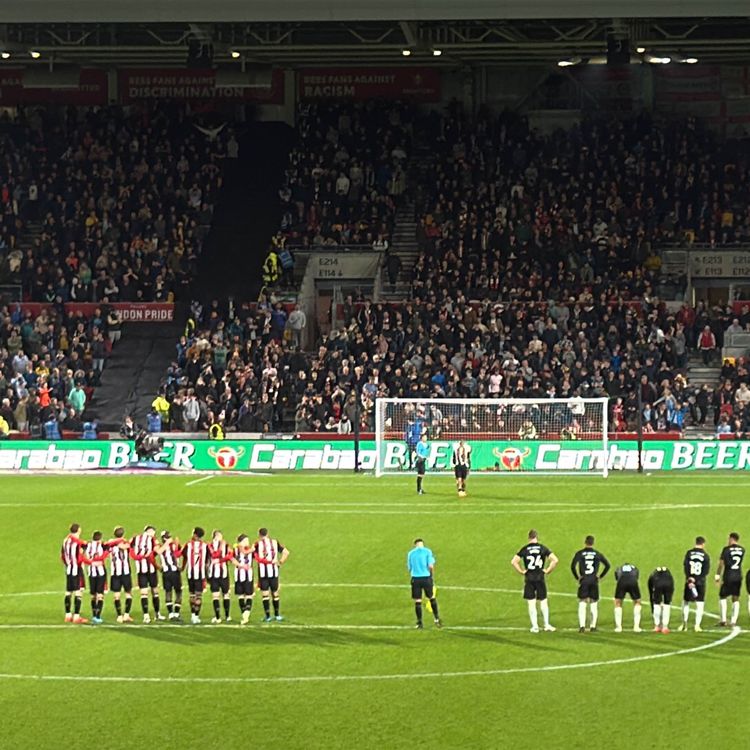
61 523 290 625
511 530 746 633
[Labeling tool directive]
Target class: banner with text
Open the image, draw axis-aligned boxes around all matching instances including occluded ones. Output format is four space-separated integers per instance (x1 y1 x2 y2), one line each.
15 302 175 323
312 252 381 280
118 68 284 104
3 439 750 472
0 68 108 105
298 67 440 102
689 250 750 278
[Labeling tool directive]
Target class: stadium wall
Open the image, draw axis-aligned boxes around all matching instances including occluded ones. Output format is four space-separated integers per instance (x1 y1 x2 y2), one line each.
2 439 750 472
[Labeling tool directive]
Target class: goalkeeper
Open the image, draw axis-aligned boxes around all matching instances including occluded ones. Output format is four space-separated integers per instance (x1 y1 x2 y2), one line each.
415 432 429 495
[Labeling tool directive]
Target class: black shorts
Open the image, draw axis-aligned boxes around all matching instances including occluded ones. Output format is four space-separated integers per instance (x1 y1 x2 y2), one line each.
523 578 547 600
187 577 205 595
615 581 641 601
163 570 182 593
259 577 279 593
110 574 132 593
650 585 674 605
137 571 158 589
454 465 468 480
683 578 706 602
209 577 230 594
410 576 434 599
65 573 84 592
746 571 750 594
234 580 254 596
415 458 426 476
577 580 600 601
89 575 106 595
720 579 742 598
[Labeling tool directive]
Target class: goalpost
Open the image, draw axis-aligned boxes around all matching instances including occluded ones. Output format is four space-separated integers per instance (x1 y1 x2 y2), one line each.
374 397 609 478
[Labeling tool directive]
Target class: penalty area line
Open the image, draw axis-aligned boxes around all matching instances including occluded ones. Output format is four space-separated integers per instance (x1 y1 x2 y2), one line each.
185 475 214 487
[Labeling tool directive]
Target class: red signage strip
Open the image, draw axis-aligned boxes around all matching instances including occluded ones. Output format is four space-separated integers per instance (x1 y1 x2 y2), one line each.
16 302 174 323
0 68 108 105
118 68 284 104
298 67 441 102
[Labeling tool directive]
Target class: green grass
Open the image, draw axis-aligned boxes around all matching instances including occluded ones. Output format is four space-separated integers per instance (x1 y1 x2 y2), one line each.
3 471 750 748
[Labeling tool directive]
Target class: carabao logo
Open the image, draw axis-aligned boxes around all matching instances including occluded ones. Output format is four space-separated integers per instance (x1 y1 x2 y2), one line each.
207 445 245 470
493 446 531 471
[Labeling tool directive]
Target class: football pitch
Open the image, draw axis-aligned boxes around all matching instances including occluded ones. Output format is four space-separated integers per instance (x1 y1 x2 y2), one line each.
3 471 750 748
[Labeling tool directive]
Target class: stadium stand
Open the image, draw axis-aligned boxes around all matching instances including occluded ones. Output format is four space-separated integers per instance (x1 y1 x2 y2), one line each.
277 101 413 248
0 301 115 436
3 103 222 303
157 108 750 435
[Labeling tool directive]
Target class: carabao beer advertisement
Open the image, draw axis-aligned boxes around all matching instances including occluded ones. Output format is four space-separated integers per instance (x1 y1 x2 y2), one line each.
2 440 750 472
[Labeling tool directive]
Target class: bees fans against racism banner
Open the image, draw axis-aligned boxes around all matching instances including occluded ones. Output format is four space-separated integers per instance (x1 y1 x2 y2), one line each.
298 68 440 102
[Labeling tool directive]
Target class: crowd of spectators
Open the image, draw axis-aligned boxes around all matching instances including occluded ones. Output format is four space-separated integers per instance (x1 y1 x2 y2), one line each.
153 106 750 437
151 290 725 437
0 302 120 437
0 102 229 303
413 107 750 304
277 101 413 248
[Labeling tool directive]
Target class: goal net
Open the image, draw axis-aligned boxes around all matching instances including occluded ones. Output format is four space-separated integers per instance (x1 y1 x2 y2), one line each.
374 397 609 477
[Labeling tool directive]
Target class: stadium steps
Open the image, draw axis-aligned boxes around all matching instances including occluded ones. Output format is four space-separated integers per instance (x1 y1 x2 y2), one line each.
87 321 183 429
379 199 417 302
687 355 721 388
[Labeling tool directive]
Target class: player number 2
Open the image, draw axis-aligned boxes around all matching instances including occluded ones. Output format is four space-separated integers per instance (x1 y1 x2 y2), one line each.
731 555 742 570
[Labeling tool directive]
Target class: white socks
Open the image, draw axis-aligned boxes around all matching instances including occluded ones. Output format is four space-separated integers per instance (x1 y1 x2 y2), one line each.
731 601 740 625
614 606 623 629
539 599 550 627
633 603 642 630
682 601 690 624
662 604 670 628
528 600 538 630
720 598 728 623
695 601 705 628
590 602 598 628
578 602 587 628
653 603 662 626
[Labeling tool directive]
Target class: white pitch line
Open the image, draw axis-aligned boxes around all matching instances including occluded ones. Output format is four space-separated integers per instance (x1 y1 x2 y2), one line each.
185 475 214 487
0 628 738 684
183 501 750 516
1 500 748 513
0 583 722 621
0 622 730 633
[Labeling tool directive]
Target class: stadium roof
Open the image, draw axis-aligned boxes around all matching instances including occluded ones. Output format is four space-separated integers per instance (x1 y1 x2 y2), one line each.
1 6 750 66
6 1 750 23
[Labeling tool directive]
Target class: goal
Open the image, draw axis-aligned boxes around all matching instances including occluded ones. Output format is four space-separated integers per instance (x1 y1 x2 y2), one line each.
374 397 609 477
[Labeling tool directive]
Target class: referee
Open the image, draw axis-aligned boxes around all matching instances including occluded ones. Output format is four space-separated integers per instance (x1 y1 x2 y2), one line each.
415 432 429 495
407 538 442 629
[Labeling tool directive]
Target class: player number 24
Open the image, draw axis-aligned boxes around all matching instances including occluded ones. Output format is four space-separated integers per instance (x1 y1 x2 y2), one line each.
526 555 543 570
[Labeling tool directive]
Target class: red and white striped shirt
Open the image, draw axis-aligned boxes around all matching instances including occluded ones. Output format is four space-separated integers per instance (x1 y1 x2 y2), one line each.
183 539 208 580
254 537 284 579
131 533 156 574
159 543 182 573
233 546 254 583
83 540 107 578
107 539 131 577
61 534 85 575
208 539 233 579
